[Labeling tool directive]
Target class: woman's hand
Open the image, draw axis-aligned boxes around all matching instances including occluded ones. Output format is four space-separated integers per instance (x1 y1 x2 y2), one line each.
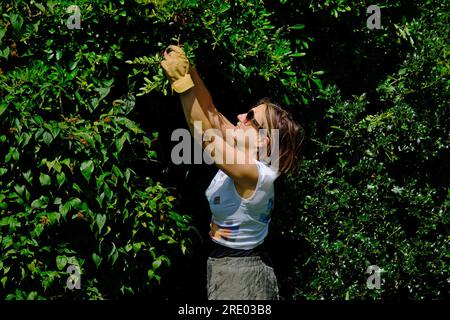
160 45 194 93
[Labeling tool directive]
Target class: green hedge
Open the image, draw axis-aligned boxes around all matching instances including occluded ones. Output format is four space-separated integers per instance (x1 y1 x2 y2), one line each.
272 0 449 299
0 0 199 299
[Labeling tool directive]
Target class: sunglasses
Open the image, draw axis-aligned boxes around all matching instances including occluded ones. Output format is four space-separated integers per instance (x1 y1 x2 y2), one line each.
245 109 263 129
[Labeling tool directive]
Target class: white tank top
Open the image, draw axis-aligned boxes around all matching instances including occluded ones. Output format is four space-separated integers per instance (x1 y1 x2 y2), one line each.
205 160 280 250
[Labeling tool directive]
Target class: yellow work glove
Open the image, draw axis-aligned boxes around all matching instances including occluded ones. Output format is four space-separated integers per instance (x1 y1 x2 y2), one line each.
160 45 194 93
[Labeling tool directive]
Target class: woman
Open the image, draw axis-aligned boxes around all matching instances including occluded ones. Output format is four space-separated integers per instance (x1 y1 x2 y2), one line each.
161 45 304 300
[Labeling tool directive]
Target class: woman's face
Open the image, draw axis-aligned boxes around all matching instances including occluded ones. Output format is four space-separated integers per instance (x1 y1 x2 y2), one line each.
234 104 269 154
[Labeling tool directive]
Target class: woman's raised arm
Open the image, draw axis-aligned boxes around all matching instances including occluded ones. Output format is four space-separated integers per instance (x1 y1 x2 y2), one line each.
161 45 258 188
189 67 236 136
161 45 235 136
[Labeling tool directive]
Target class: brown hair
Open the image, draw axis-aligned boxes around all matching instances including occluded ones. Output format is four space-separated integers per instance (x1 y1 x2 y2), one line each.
257 97 305 174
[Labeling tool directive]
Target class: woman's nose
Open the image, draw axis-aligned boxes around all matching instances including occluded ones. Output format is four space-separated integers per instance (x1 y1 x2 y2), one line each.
237 113 246 123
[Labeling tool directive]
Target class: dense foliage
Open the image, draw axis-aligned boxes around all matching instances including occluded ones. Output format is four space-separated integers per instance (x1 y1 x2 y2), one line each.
0 0 196 300
0 0 448 300
270 0 449 299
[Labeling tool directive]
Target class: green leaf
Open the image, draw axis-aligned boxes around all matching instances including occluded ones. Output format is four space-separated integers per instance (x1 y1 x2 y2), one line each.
147 269 155 280
73 183 82 194
31 196 48 209
10 14 24 34
34 2 47 13
14 185 25 196
39 173 51 186
125 169 131 183
27 292 38 300
69 197 82 209
290 24 305 30
61 158 71 167
47 211 61 224
115 133 129 153
0 29 6 43
60 202 71 218
0 168 7 177
67 257 79 266
12 148 19 161
56 256 68 270
290 52 306 57
96 87 111 100
108 243 119 265
0 194 6 210
0 103 7 117
69 60 79 71
96 214 106 234
92 253 102 269
42 132 53 145
23 170 32 184
80 160 94 182
112 165 123 178
56 172 66 188
238 64 247 73
32 224 44 237
152 259 162 270
46 159 62 173
0 217 10 227
313 78 323 90
96 193 105 208
0 47 10 60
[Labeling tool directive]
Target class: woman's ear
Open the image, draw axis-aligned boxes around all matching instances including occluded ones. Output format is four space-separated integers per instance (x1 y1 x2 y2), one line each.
256 136 269 148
